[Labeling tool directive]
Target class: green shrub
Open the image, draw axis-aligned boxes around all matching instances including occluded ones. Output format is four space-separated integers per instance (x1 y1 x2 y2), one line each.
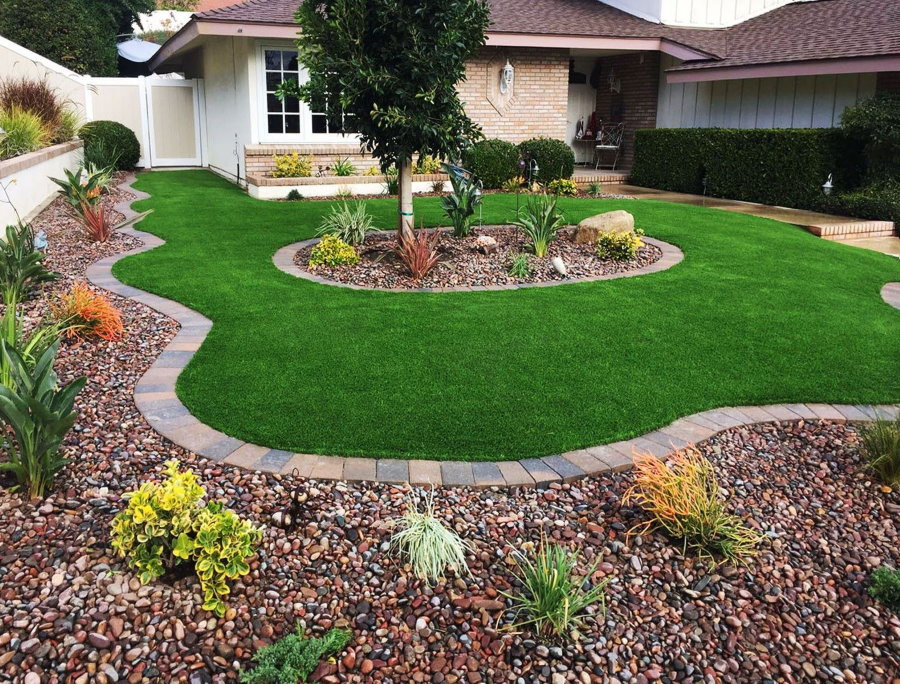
502 176 525 193
331 156 357 176
586 181 602 197
308 235 359 267
512 193 564 258
80 120 141 170
547 178 578 196
508 253 533 278
840 93 900 180
286 189 303 201
828 179 900 225
504 541 608 641
462 138 520 189
390 488 471 581
110 460 263 617
0 222 58 305
317 201 376 245
0 107 50 159
630 128 864 211
240 627 351 684
383 166 399 195
440 163 482 237
859 416 900 485
0 339 86 499
869 566 900 612
595 229 644 261
414 154 443 175
518 137 575 184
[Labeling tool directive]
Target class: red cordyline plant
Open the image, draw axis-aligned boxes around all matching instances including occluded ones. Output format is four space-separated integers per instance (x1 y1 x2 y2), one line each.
396 226 441 280
51 282 124 341
79 200 112 242
623 448 762 565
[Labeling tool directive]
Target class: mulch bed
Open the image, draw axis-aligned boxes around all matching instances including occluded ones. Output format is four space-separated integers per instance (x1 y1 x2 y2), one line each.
294 226 661 290
0 177 898 684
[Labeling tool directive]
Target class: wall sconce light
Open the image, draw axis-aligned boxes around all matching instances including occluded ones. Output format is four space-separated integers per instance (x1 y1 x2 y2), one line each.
500 59 514 95
607 67 621 94
822 173 834 196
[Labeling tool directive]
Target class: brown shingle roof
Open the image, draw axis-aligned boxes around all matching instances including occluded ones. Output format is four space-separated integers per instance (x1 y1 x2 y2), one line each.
671 0 900 71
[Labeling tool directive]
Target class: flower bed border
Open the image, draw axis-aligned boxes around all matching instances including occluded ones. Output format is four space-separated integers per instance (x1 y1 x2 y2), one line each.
86 173 900 488
274 232 682 292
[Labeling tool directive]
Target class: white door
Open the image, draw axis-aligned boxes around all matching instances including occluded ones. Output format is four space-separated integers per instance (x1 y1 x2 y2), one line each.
567 83 597 165
145 79 203 167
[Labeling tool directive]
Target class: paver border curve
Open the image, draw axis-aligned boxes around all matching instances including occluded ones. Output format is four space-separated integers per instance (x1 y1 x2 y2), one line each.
86 172 900 488
273 234 683 292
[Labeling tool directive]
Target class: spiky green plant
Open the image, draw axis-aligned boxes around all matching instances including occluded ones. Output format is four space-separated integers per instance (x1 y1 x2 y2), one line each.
317 202 376 246
391 487 472 582
504 540 608 641
586 181 602 197
508 253 533 279
869 566 900 612
859 416 900 485
240 627 351 684
511 192 564 258
331 156 357 176
0 222 58 304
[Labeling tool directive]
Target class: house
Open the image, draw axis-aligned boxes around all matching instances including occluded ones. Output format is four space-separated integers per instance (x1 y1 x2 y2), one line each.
148 0 900 198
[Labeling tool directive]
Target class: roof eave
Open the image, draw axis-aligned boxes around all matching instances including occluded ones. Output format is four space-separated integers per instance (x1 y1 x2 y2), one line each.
667 54 900 83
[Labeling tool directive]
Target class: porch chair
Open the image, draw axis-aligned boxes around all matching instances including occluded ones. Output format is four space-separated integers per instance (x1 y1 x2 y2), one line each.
594 122 625 170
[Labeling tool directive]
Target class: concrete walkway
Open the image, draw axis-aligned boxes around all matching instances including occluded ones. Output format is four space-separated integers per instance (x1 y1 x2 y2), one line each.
606 184 900 257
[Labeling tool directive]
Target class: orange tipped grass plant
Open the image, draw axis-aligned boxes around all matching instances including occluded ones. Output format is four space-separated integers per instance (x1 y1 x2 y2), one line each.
624 448 762 565
52 282 124 342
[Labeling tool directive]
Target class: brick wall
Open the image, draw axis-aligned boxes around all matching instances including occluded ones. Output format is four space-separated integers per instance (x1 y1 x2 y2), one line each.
594 52 660 169
246 47 572 177
876 71 900 93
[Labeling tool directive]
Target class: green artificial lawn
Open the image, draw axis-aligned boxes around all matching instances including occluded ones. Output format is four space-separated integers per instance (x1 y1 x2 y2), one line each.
114 170 900 461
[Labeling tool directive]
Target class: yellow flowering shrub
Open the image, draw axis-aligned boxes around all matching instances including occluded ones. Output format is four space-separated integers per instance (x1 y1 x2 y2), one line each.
110 460 263 617
271 152 313 178
308 234 360 268
413 154 443 175
546 178 579 196
595 229 645 261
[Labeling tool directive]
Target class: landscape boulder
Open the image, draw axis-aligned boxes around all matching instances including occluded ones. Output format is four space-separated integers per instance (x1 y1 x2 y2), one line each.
574 210 635 244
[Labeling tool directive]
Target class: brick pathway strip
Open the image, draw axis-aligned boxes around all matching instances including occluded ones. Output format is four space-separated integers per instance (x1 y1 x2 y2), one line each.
86 173 900 490
272 235 684 292
882 282 900 310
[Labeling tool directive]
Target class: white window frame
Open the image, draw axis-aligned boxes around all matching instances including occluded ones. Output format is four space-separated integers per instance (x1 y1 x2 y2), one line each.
256 42 359 144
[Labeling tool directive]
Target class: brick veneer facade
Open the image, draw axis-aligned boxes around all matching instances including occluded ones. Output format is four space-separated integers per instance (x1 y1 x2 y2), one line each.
245 47 571 178
593 52 660 170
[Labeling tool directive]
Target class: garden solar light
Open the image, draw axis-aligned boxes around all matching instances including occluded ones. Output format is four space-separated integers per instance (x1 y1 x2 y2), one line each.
822 173 834 196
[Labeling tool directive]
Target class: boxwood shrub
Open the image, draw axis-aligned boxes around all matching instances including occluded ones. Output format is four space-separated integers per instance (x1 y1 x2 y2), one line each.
80 120 141 170
828 180 900 226
518 137 575 183
462 138 520 189
630 128 865 212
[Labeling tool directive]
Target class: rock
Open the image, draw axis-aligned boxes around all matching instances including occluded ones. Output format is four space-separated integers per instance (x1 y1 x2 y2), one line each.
24 673 41 684
474 235 498 254
551 256 567 276
89 632 112 649
574 210 635 243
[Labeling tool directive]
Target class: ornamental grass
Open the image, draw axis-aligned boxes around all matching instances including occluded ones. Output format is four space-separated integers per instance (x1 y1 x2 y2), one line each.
859 417 900 485
52 282 124 342
624 448 762 565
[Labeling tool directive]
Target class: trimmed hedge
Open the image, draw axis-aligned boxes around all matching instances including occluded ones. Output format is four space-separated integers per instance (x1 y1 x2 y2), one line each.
462 138 520 189
828 180 900 226
631 128 865 212
518 137 575 183
80 121 141 170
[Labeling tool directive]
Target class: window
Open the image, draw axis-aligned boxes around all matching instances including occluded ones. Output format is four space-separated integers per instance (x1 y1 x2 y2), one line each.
264 49 301 135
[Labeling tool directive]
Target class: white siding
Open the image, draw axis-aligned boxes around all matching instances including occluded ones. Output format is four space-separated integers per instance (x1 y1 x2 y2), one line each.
656 55 878 129
602 0 800 26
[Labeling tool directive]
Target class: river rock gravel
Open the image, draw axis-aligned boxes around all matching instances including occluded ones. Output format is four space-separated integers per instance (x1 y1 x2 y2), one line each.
1 177 897 683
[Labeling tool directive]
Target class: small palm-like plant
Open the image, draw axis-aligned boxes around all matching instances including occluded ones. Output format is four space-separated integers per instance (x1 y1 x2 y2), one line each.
0 339 86 499
511 192 564 258
505 540 608 641
317 201 376 245
624 448 762 564
0 222 58 304
391 487 472 582
440 163 482 237
859 417 900 485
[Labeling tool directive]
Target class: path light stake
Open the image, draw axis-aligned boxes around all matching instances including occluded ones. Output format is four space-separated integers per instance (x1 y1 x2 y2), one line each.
822 173 834 196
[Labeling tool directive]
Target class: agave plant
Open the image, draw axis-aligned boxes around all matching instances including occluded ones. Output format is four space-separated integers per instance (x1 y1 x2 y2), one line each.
0 222 57 304
511 193 565 258
0 339 86 499
440 163 482 237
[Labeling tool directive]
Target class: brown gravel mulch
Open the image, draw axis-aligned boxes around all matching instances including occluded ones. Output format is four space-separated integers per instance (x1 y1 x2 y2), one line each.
0 177 898 684
295 226 662 290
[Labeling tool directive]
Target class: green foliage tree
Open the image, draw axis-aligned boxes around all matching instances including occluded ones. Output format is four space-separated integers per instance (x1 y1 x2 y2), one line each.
840 93 900 180
277 0 490 241
0 0 154 76
158 0 199 9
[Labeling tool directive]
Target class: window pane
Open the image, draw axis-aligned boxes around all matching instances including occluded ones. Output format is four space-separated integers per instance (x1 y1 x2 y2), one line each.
284 52 299 71
265 50 281 70
266 72 283 91
284 96 300 113
285 115 301 134
311 114 327 134
266 93 283 113
268 115 283 134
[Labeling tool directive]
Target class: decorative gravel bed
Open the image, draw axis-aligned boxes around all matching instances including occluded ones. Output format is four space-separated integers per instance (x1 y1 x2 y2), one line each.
294 226 662 289
0 179 897 683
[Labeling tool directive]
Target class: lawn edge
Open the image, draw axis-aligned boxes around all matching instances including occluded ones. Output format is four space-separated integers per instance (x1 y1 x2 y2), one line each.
86 171 900 488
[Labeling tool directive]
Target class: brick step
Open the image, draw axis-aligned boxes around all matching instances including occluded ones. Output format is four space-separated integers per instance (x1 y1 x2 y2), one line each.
822 230 897 242
806 219 895 239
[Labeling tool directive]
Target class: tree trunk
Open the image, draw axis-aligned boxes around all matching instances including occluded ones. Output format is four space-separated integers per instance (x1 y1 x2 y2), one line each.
397 156 414 243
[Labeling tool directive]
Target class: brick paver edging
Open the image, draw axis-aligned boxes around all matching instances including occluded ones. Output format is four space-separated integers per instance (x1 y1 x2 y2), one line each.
882 282 900 310
273 234 683 292
86 173 900 488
